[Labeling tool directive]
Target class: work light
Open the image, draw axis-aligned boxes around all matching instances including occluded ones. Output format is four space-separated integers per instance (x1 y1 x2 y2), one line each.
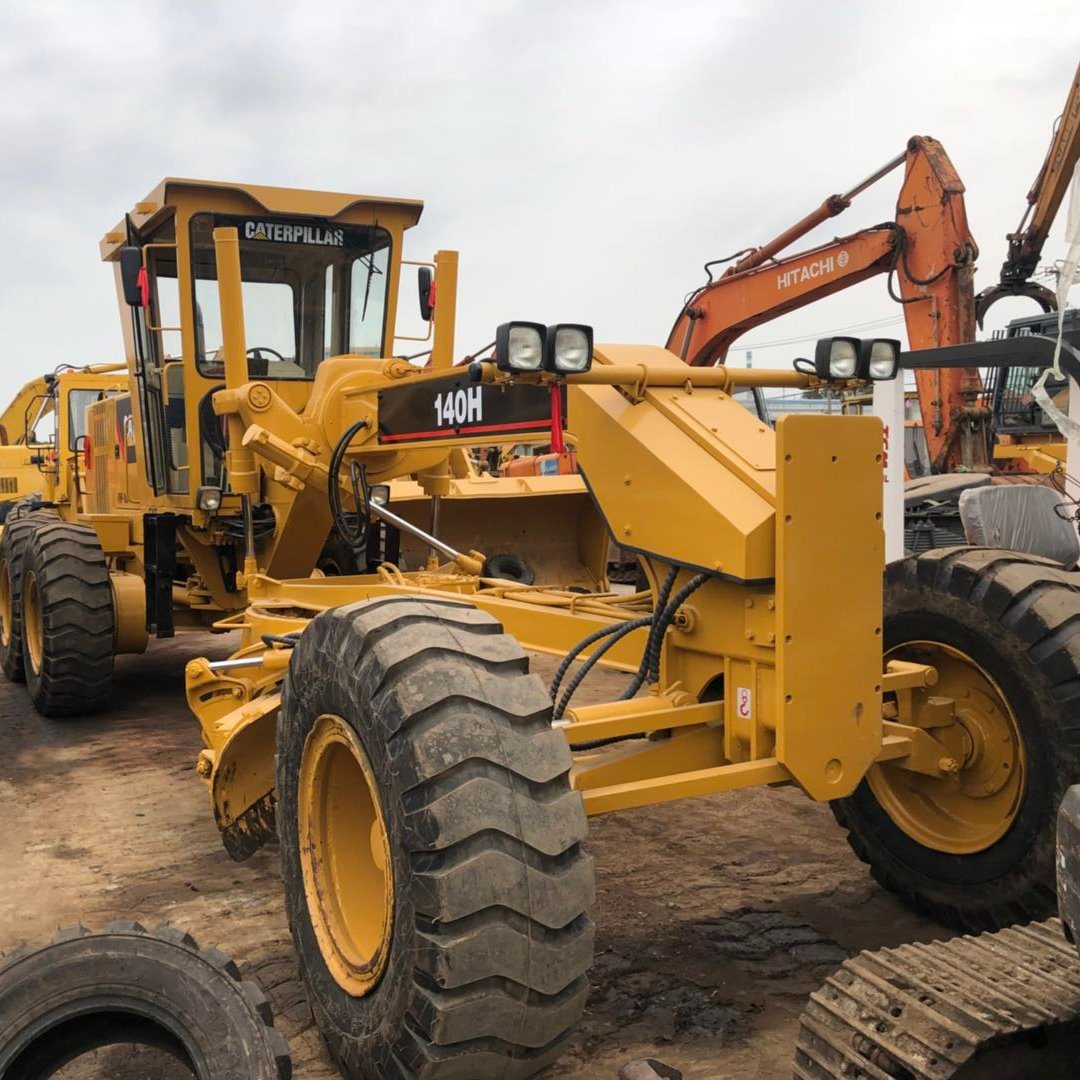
814 337 860 379
196 486 222 512
545 324 594 373
495 322 546 372
860 338 900 380
367 483 390 509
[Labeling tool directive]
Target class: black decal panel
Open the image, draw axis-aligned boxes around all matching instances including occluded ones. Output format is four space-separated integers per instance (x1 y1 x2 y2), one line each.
116 398 136 463
377 378 566 445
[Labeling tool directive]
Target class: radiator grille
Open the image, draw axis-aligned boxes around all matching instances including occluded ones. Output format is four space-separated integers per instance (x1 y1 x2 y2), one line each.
92 411 109 513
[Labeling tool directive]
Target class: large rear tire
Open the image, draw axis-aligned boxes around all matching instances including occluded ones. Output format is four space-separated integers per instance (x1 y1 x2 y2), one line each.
21 519 115 716
0 505 52 682
276 595 594 1079
833 548 1080 931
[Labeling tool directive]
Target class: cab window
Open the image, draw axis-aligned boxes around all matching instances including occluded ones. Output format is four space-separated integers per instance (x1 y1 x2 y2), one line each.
189 214 393 379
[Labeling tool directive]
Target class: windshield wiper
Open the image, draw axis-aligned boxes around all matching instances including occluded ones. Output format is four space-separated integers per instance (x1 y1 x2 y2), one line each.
358 252 383 321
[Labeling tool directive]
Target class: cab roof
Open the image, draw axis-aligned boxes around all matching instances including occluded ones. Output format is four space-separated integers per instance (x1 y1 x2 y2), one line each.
101 177 424 260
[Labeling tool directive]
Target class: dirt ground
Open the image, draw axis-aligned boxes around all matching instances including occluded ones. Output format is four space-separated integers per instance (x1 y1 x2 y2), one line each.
0 633 951 1079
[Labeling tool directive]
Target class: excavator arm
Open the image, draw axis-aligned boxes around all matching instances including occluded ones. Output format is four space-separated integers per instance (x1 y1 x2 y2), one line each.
666 137 981 471
0 375 55 445
977 59 1080 321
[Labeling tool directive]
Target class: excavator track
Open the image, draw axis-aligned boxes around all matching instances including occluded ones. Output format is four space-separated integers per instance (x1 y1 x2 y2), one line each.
794 918 1080 1079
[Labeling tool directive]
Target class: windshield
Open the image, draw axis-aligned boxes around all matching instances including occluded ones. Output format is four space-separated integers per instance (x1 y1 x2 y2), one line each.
189 213 392 380
67 388 104 449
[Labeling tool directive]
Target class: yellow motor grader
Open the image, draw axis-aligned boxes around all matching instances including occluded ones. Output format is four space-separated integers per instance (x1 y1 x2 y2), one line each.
0 180 604 713
9 177 1080 1078
0 365 127 518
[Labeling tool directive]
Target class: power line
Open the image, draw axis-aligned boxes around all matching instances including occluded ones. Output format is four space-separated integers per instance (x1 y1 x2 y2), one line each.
735 314 904 352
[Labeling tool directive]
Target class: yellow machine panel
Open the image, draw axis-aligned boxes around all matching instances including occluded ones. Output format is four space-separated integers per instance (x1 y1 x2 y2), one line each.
775 413 884 799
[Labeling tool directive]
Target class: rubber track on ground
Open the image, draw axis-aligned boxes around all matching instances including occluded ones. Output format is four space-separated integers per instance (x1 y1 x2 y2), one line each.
794 918 1080 1079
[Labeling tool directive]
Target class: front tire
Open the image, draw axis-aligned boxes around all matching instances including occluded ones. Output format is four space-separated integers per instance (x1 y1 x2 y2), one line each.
276 596 594 1079
833 548 1080 931
21 520 115 716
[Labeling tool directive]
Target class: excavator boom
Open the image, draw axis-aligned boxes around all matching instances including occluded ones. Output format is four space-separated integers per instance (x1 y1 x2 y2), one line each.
977 59 1080 320
1004 60 1080 285
667 137 981 472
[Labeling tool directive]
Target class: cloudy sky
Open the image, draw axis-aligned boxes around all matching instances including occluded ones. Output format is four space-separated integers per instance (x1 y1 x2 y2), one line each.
0 1 1077 404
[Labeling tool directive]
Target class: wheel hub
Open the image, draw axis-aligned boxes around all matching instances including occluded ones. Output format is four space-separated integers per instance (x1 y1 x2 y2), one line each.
298 714 394 997
23 569 43 675
870 641 1026 854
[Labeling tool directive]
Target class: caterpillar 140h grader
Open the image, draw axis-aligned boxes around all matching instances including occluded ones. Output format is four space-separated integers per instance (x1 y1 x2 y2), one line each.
6 177 1080 1078
0 181 605 713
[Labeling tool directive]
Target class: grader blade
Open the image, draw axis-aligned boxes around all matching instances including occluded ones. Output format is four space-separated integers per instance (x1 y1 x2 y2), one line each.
388 473 610 588
794 919 1080 1079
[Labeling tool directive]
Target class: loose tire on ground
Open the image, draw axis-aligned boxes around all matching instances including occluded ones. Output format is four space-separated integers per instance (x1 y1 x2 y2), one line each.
276 595 595 1079
316 532 360 576
0 505 52 682
833 547 1080 931
0 922 291 1079
482 552 536 585
21 519 114 716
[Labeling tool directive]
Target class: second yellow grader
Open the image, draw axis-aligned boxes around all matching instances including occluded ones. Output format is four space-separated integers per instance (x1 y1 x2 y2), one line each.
6 177 1080 1078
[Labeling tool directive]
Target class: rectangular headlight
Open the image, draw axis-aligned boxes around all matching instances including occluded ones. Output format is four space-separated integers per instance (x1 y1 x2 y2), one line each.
814 336 860 379
495 322 546 372
544 324 593 373
196 485 222 512
860 338 900 380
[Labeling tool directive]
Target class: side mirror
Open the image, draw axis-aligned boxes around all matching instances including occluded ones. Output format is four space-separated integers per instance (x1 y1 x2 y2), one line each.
418 266 434 321
119 246 146 307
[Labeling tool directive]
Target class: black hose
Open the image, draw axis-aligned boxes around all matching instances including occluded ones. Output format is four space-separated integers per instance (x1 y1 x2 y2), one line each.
261 633 300 649
553 615 653 721
568 574 711 754
553 567 713 751
620 572 711 701
548 566 677 706
328 420 371 557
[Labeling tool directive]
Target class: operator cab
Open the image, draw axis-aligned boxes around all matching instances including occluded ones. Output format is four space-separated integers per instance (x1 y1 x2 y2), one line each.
101 179 424 501
186 213 392 379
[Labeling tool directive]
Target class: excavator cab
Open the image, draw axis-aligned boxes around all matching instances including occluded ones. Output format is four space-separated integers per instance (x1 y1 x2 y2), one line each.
987 308 1080 476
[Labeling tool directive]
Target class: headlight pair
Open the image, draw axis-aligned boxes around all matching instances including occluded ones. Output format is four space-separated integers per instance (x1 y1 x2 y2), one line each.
814 336 900 381
495 322 594 374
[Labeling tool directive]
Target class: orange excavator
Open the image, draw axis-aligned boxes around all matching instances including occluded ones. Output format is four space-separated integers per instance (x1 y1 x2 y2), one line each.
666 135 984 473
976 57 1080 322
667 59 1080 476
498 139 980 478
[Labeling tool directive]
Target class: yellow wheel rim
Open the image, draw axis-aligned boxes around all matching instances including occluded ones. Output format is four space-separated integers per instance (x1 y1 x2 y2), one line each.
23 569 43 675
298 714 393 997
870 641 1026 854
0 556 11 649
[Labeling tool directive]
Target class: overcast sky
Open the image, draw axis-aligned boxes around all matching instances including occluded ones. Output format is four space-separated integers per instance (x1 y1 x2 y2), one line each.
0 1 1077 405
